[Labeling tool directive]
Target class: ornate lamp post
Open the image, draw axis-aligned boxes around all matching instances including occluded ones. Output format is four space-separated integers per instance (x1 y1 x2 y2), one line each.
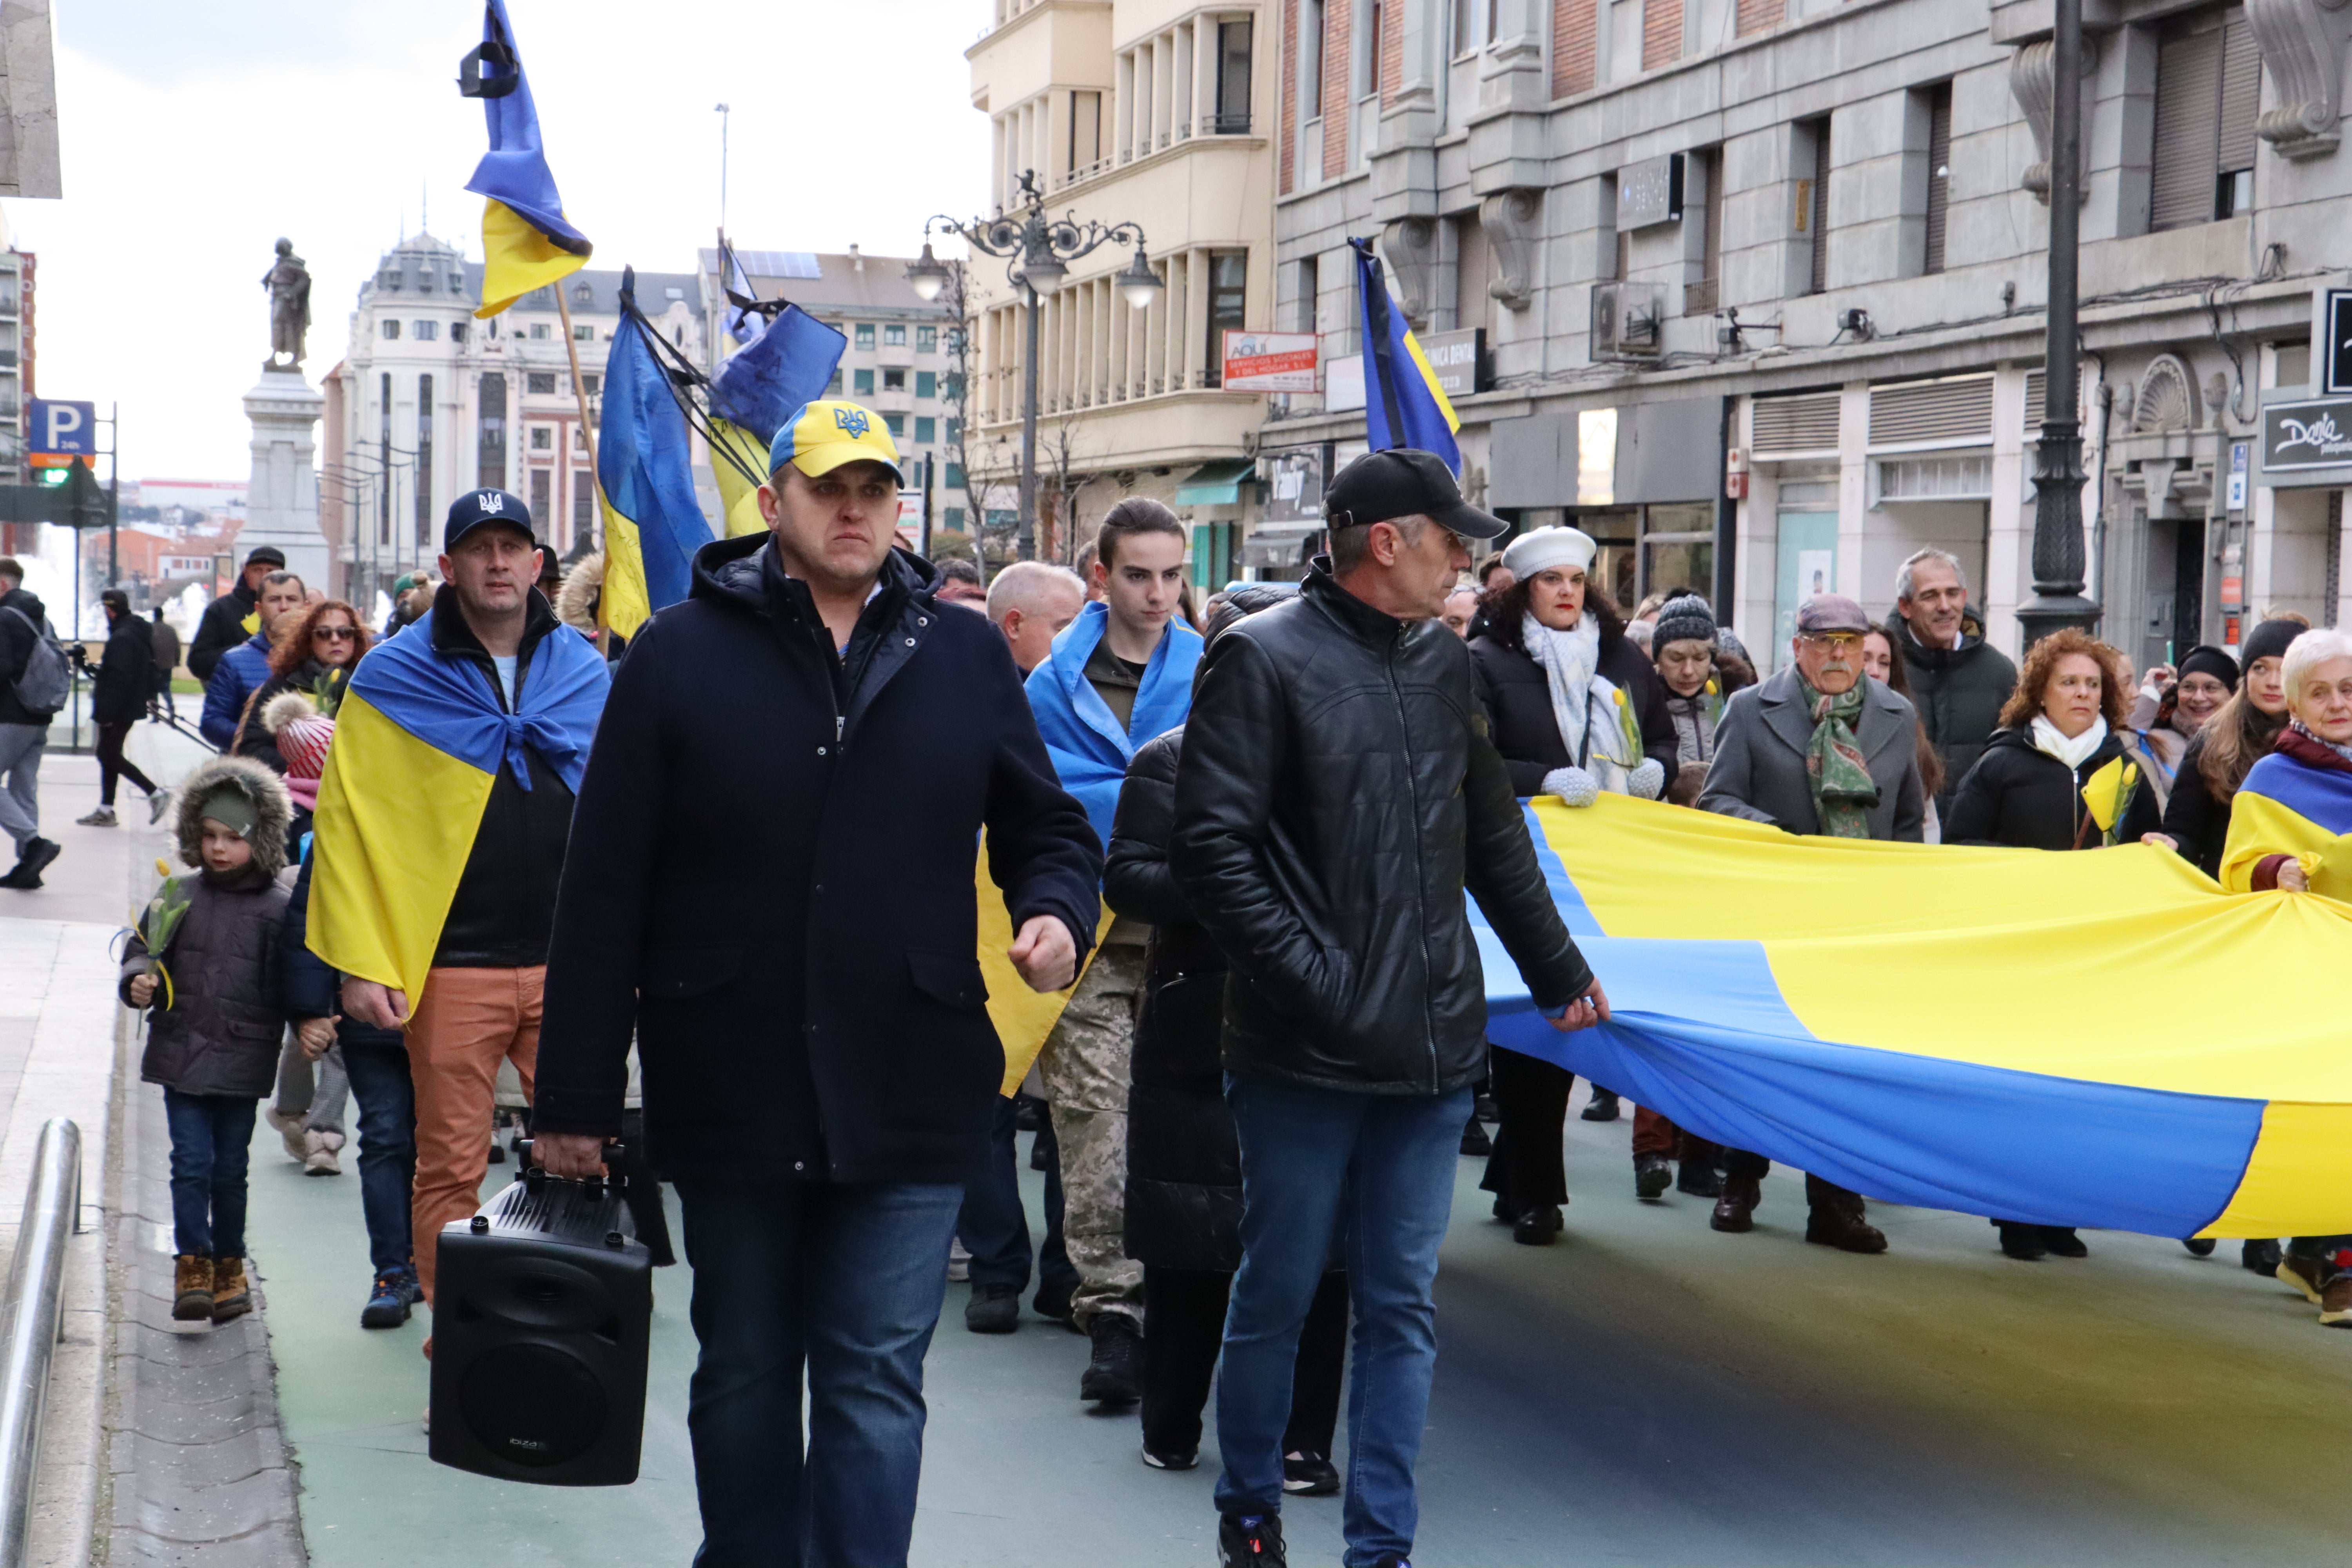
909 171 1162 561
2016 0 2101 646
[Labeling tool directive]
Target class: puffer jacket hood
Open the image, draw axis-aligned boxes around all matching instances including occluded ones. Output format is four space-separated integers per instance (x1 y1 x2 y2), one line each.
174 754 293 880
555 551 604 636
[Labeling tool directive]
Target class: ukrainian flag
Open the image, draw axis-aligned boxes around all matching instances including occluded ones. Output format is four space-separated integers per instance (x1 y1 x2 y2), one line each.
709 299 847 538
461 0 592 318
596 271 714 639
308 610 609 1009
1352 236 1460 472
1477 795 2352 1238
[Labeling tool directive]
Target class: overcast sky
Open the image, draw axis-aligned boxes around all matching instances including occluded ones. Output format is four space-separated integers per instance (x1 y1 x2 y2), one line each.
14 0 991 481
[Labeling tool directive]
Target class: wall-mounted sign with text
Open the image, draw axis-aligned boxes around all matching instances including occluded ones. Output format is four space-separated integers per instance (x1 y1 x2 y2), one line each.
2261 395 2352 476
1221 332 1319 392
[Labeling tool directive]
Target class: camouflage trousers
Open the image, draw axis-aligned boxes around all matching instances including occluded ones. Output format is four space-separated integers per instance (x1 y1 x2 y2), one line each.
1036 942 1147 1330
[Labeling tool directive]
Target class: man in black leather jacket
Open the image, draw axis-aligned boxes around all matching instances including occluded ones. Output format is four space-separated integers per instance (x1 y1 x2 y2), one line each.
1170 448 1608 1568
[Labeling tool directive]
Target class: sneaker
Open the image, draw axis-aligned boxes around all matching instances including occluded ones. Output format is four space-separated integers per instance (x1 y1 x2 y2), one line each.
303 1130 344 1176
947 1236 971 1283
360 1271 416 1329
1079 1314 1143 1403
2321 1275 2352 1328
1217 1512 1286 1568
1512 1204 1564 1245
1281 1450 1339 1496
171 1255 214 1322
264 1106 308 1163
1458 1116 1492 1156
4 836 59 889
147 789 172 825
964 1281 1020 1334
2278 1252 2329 1305
210 1256 252 1323
1633 1151 1673 1199
75 806 117 827
1581 1087 1622 1122
1141 1444 1198 1471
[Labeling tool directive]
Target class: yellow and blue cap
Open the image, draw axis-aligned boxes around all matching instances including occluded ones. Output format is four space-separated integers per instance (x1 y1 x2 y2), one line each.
768 399 903 483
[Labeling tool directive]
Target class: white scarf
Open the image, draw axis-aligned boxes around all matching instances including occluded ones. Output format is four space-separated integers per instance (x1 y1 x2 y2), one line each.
1521 612 1639 792
2029 714 2108 772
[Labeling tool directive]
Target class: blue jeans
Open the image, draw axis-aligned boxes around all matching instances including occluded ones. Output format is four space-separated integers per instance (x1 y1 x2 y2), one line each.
161 1091 260 1259
1215 1073 1472 1568
956 1094 1076 1296
675 1178 964 1568
340 1038 416 1279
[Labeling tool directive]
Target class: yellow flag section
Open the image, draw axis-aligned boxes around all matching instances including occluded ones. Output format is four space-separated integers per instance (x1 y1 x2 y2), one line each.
305 692 498 1009
598 495 654 640
710 420 771 538
1481 794 2352 1237
475 199 589 319
977 831 1114 1097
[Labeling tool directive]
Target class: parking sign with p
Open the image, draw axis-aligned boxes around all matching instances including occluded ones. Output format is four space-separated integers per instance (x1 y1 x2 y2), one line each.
30 399 94 457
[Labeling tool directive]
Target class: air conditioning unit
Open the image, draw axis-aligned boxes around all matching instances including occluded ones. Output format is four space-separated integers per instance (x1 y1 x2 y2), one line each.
1591 282 1664 362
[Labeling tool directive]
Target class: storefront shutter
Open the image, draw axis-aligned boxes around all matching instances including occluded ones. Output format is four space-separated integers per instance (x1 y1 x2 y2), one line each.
1753 392 1841 456
2216 18 2261 175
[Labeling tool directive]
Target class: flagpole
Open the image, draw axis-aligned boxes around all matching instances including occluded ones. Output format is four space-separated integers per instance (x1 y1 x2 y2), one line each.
554 288 603 550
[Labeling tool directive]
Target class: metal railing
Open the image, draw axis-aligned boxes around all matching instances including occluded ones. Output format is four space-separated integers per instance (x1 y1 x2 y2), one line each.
0 1119 80 1568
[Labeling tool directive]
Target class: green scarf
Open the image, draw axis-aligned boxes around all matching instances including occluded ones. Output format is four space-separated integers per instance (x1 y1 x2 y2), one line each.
1802 678 1878 838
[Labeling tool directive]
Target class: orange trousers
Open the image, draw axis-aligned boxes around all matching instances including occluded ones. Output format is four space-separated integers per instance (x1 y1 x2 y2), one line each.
407 965 541 1304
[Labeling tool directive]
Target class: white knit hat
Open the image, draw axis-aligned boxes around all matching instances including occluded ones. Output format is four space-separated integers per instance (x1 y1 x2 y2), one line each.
1501 525 1598 581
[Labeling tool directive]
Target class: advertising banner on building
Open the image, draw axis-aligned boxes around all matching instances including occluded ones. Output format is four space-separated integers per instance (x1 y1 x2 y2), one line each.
1222 332 1319 392
2261 396 2352 478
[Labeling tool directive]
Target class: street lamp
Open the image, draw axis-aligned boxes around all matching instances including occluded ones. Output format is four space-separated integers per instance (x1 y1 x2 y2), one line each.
913 170 1162 561
2016 0 2100 646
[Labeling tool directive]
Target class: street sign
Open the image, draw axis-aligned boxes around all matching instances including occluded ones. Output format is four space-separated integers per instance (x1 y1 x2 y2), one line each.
27 399 95 457
2227 440 2249 510
1415 328 1485 399
1221 331 1319 392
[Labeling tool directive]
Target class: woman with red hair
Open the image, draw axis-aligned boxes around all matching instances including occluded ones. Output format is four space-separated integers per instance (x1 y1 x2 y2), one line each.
231 598 370 772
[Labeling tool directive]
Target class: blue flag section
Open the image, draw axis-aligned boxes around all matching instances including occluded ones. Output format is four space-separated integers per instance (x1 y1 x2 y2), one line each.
461 0 592 316
599 269 715 621
709 302 849 442
1351 236 1461 472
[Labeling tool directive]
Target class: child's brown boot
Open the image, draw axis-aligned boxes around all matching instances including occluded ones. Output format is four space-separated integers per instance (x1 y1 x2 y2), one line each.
209 1256 251 1323
171 1255 213 1321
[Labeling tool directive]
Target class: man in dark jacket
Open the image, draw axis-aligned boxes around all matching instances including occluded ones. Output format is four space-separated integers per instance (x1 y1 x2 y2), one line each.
531 400 1100 1568
1889 546 2016 810
148 608 181 720
1170 448 1606 1568
199 569 306 750
0 556 61 888
78 588 162 826
1698 592 1919 1253
188 545 283 682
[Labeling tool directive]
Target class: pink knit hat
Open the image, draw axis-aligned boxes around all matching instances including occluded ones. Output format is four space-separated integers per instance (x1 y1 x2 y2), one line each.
261 692 334 806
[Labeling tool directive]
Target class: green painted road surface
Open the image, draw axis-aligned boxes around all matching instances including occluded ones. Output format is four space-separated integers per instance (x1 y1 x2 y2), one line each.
238 1100 2352 1568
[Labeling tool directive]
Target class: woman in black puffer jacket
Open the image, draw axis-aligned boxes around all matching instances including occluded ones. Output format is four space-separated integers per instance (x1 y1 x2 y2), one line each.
1104 586 1347 1485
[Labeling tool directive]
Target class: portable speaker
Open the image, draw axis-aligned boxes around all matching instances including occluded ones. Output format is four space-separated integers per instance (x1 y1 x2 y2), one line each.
428 1149 652 1486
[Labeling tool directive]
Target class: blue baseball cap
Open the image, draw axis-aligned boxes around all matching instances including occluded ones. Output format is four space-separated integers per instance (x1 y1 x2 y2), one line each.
443 488 537 552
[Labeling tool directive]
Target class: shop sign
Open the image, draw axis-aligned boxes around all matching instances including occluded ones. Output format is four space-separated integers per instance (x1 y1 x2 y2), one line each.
2262 396 2352 471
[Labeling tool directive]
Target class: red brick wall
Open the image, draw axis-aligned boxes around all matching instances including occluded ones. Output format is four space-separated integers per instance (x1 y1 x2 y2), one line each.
1321 0 1351 179
1280 0 1298 193
1734 0 1783 35
1641 0 1681 69
1552 0 1597 97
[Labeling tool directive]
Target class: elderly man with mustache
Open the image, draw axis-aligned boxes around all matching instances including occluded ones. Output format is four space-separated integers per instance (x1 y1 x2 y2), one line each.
1696 592 1927 1253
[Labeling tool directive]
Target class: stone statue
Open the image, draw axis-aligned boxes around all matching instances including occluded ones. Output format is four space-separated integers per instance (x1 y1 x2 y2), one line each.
261 238 311 371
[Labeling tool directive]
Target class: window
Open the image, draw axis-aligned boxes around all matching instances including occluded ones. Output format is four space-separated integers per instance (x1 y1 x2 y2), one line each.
885 324 907 346
916 370 937 399
1923 83 1953 274
945 506 967 530
1203 251 1247 386
855 368 876 395
1070 90 1103 169
1800 117 1832 294
581 374 600 395
573 325 596 342
1296 255 1320 332
1639 503 1714 601
573 427 587 451
452 321 470 344
1306 0 1326 118
1452 0 1480 55
884 368 906 391
382 319 401 340
531 426 553 451
530 468 551 521
1686 148 1723 316
1454 214 1490 332
412 320 440 341
450 273 465 293
2151 9 2260 230
829 368 844 395
918 325 938 352
916 416 936 443
378 374 391 546
526 371 557 394
856 324 876 348
884 412 906 437
416 374 434 545
1363 2 1384 99
1214 20 1252 134
477 372 507 489
573 470 593 544
947 417 963 443
572 282 593 305
946 463 967 488
529 322 551 340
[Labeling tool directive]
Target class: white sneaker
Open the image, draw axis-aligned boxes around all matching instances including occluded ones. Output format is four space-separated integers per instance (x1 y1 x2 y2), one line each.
264 1106 308 1163
75 807 117 827
302 1130 343 1176
147 789 172 826
948 1237 972 1283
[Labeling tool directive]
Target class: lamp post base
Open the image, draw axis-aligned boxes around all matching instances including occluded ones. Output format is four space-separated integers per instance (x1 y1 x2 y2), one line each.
2014 595 2102 647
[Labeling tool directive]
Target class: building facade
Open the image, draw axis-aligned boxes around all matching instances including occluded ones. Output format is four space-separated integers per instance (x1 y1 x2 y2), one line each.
325 233 705 606
695 246 970 537
1261 0 2352 666
967 0 1281 584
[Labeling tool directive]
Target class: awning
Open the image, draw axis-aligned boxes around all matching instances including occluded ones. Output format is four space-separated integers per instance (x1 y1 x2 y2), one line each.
1174 458 1258 506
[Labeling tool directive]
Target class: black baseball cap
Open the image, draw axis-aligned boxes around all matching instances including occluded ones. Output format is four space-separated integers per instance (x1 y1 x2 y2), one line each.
242 545 286 569
1323 448 1509 541
443 488 538 553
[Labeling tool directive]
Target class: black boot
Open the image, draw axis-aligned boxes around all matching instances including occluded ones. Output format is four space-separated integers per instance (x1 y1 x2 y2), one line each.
1676 1159 1723 1198
1996 1221 2048 1260
1581 1087 1621 1122
1805 1196 1887 1254
1512 1204 1563 1246
2040 1226 2089 1259
1633 1151 1672 1199
1459 1114 1493 1156
2181 1237 2218 1257
1080 1314 1143 1403
1711 1173 1760 1233
2242 1238 2283 1276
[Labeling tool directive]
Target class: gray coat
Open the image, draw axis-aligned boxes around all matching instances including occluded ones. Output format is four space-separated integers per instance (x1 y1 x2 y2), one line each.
1699 665 1927 842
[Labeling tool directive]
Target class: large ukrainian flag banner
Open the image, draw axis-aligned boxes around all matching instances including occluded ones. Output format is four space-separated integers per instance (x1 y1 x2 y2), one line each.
1477 795 2352 1239
461 0 592 318
307 612 610 1008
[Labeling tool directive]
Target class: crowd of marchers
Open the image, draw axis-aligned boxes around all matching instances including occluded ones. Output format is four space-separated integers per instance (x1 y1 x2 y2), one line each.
20 392 2352 1568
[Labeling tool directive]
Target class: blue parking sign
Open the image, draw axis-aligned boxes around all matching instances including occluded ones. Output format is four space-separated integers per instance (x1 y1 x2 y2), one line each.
29 399 94 456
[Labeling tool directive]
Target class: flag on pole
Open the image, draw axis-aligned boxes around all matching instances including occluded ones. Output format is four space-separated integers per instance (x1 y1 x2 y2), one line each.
596 270 712 638
1350 236 1461 472
460 0 592 318
708 299 848 537
720 241 766 348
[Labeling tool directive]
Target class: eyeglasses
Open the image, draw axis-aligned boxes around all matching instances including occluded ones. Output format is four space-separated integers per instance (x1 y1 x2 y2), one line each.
314 626 358 641
1802 633 1864 653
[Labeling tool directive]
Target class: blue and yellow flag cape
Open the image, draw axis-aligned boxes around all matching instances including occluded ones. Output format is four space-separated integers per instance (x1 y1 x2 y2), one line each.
307 610 610 1007
2220 748 2352 900
461 0 592 318
597 274 715 639
1352 236 1460 472
1477 795 2352 1239
708 298 847 539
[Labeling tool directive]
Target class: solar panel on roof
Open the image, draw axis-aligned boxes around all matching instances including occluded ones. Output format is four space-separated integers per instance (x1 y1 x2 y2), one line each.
737 250 822 279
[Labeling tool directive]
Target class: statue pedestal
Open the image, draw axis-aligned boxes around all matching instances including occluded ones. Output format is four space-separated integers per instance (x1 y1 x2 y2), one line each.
241 368 328 594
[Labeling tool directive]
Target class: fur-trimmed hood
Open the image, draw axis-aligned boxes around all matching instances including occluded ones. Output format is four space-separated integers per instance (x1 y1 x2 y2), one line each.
173 754 294 880
555 552 604 637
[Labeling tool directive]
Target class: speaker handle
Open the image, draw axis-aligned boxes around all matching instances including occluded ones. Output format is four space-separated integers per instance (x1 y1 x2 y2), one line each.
515 1138 630 1196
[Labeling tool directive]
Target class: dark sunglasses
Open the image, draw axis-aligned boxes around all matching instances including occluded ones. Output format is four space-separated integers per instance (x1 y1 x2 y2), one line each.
314 626 359 641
